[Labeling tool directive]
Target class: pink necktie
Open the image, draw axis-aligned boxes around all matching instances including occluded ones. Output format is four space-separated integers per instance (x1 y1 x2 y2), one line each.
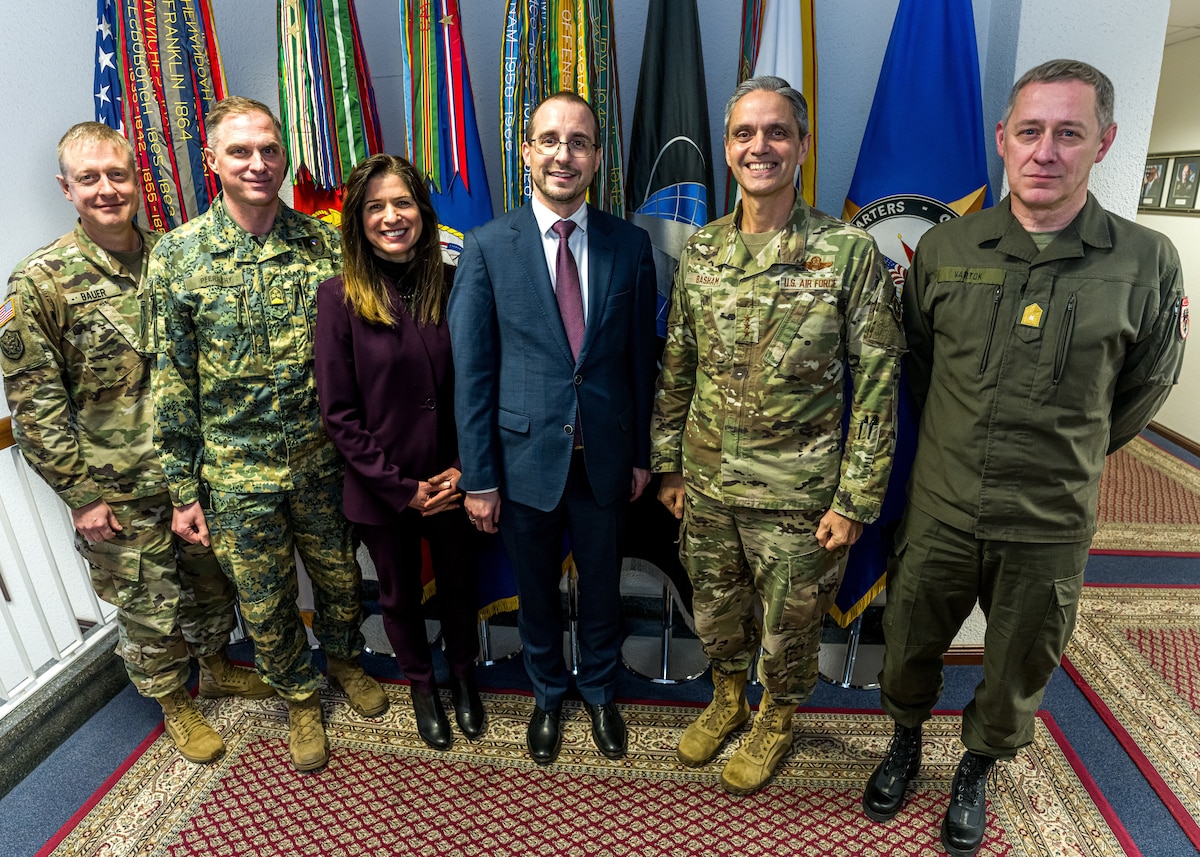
552 219 585 359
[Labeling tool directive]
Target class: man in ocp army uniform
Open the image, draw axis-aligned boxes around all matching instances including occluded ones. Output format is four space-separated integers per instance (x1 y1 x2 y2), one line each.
652 76 905 795
149 97 386 773
1 122 273 765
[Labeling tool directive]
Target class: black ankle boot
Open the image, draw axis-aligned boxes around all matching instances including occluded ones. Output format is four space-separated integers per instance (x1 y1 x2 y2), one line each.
449 673 485 739
412 689 452 750
940 751 996 857
862 723 922 822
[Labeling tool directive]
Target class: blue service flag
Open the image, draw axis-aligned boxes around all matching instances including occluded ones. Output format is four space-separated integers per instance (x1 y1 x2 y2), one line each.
94 0 122 130
833 0 992 627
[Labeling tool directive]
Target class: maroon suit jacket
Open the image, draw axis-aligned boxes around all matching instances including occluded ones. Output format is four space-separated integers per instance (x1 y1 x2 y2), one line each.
314 267 459 526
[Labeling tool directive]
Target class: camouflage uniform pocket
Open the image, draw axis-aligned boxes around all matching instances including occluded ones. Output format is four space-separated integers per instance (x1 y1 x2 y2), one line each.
775 291 841 379
79 537 143 608
768 544 835 628
68 306 141 389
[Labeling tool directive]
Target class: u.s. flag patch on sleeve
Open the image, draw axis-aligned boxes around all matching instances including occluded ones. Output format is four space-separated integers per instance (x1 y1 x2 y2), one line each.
0 299 14 328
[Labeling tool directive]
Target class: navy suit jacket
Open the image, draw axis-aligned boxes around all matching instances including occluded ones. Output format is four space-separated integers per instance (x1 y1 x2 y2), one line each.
315 268 459 526
448 204 657 512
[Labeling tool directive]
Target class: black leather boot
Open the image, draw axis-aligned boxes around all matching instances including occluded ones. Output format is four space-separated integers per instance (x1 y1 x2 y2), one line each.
411 689 452 750
450 673 486 739
940 751 996 857
862 723 922 821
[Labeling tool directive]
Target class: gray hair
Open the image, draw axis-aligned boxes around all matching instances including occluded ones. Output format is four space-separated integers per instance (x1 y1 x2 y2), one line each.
1002 59 1114 130
723 75 809 138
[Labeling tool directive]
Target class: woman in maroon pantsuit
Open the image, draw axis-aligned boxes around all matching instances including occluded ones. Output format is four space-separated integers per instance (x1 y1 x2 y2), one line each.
315 154 482 749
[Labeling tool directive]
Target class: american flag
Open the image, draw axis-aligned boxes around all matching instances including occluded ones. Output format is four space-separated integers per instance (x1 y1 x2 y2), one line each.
94 0 122 130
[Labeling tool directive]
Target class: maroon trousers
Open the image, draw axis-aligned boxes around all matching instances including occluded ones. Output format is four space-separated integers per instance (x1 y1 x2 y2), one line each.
357 507 479 692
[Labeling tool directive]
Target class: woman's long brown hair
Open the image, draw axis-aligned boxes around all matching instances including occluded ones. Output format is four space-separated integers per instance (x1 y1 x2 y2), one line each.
339 154 446 326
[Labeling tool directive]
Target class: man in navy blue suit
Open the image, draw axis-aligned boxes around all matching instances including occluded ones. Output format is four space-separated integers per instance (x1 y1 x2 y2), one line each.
448 92 657 765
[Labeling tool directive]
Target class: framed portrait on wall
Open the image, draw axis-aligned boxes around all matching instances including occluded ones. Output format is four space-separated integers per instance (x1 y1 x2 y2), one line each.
1166 155 1200 210
1140 157 1169 208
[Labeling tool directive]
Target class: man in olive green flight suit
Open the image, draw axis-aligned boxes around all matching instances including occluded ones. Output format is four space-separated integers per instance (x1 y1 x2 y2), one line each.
2 122 272 765
653 76 905 795
149 98 386 773
863 60 1188 857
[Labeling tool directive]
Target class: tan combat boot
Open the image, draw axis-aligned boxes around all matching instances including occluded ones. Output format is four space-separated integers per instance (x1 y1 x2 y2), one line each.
198 650 275 699
287 695 329 772
677 668 751 766
720 688 795 795
158 688 224 763
326 655 389 717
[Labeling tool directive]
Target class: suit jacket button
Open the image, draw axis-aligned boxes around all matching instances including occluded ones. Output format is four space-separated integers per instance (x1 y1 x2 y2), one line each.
423 397 436 409
564 425 574 435
574 374 583 385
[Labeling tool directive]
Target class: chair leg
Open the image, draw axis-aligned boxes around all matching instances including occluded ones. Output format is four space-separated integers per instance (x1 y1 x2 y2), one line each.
476 615 521 667
658 584 673 681
565 569 580 676
622 580 708 684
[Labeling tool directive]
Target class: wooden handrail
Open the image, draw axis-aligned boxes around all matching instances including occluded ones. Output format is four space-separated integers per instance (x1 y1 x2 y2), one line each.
0 416 13 452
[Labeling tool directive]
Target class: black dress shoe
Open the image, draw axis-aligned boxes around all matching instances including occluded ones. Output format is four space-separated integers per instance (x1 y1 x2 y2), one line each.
585 702 627 759
412 690 452 750
863 723 922 822
526 706 563 765
450 673 486 739
940 751 996 857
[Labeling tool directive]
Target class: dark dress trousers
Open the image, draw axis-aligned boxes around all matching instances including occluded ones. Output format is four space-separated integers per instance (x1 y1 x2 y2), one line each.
447 204 657 709
315 266 477 692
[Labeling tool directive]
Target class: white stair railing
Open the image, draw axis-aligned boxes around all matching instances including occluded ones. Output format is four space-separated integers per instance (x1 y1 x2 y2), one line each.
0 418 116 719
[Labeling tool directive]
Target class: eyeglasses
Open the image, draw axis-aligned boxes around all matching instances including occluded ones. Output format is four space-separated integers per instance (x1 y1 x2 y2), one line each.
527 136 599 158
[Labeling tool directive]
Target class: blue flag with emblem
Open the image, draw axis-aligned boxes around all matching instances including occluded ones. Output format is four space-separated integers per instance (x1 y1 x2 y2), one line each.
833 0 992 626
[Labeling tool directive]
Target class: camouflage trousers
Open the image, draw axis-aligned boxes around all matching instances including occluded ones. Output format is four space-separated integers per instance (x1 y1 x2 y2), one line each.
208 471 364 702
77 492 235 698
681 490 846 704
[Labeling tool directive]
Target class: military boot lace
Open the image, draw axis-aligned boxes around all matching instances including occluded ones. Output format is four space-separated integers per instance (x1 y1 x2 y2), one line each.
882 723 922 777
951 752 996 809
327 657 389 717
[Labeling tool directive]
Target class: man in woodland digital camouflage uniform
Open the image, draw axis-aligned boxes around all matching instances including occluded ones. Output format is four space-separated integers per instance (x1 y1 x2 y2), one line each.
149 97 386 773
1 122 272 764
652 77 904 794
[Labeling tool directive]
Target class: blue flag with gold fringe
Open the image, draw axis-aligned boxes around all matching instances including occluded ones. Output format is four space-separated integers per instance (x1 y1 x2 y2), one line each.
833 0 992 627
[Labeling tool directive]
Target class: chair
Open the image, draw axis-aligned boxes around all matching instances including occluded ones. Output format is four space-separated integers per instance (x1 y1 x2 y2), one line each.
620 558 707 684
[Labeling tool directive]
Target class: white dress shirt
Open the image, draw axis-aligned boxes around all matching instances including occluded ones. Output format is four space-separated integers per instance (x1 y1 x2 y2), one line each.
530 196 590 323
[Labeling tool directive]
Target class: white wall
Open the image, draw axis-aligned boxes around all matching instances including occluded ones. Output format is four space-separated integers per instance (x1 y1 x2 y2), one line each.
1139 38 1200 444
1007 0 1170 218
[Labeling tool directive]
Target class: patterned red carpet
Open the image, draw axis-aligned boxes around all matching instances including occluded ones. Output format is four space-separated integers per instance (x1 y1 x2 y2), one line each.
1093 436 1200 555
42 686 1134 856
1064 585 1200 852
